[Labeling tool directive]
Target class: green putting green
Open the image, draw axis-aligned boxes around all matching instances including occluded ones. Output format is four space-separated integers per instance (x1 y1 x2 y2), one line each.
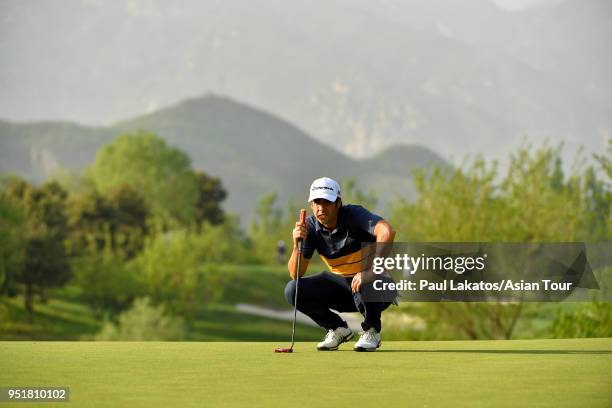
2 338 611 407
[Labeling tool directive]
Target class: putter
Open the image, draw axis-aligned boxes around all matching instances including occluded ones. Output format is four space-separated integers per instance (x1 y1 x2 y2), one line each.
275 209 307 353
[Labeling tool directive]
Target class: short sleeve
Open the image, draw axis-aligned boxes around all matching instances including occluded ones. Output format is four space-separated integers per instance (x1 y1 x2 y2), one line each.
301 216 316 259
347 205 383 235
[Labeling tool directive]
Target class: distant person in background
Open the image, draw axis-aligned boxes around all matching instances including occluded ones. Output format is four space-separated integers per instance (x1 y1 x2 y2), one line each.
285 177 396 352
276 240 286 264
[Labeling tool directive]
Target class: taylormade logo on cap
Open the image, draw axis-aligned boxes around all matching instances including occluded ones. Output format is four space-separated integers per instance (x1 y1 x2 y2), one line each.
308 177 341 202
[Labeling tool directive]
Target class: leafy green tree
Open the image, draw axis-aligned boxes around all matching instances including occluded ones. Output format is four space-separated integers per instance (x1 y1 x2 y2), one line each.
66 184 149 317
586 139 612 240
132 221 248 318
248 193 306 263
0 193 25 295
87 131 198 225
72 248 145 316
392 146 592 243
249 192 283 259
66 184 150 259
4 179 71 312
552 301 612 338
194 171 227 226
390 144 610 340
547 142 612 339
94 297 185 341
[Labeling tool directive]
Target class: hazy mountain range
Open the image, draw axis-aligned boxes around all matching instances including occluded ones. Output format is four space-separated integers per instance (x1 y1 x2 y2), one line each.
1 0 610 166
0 95 445 221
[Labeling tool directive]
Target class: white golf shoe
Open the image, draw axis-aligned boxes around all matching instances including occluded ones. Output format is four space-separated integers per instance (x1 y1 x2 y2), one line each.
354 328 381 352
317 326 354 351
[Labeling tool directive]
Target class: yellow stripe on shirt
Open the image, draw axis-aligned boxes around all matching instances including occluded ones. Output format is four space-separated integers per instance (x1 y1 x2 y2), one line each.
319 248 375 276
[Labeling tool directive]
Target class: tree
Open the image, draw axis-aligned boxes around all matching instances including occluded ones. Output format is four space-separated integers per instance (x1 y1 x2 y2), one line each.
71 249 144 316
4 179 71 312
249 192 282 240
0 192 25 295
552 301 612 338
390 144 610 340
87 131 199 225
248 192 294 263
586 139 612 240
194 171 227 226
66 184 150 259
393 145 596 242
132 222 248 318
64 183 151 316
94 297 185 341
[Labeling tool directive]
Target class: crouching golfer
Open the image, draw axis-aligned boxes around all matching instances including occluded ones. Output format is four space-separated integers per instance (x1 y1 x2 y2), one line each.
285 177 395 352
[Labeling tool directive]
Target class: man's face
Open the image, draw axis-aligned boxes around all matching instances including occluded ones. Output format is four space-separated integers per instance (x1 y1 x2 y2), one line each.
310 198 340 227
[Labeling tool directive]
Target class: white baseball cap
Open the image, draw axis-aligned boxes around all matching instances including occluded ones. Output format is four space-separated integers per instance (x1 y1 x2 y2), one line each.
308 177 341 202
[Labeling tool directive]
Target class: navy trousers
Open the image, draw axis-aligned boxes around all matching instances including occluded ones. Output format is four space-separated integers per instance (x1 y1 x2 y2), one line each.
284 270 392 333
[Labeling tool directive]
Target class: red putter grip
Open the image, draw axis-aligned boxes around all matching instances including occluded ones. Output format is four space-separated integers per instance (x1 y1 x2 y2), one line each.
297 209 307 252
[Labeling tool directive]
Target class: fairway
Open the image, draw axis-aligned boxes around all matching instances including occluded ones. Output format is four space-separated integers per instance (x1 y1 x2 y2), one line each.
2 338 611 407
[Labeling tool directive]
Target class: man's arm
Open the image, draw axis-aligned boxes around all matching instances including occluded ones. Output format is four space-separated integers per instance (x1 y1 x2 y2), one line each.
287 220 310 280
373 220 396 244
374 220 396 264
352 219 396 292
287 246 310 280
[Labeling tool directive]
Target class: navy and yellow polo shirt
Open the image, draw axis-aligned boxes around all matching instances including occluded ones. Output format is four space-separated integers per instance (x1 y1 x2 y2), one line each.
302 204 383 277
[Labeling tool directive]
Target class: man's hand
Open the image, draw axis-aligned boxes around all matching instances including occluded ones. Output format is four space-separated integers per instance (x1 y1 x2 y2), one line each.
351 272 362 293
288 211 309 279
292 221 307 248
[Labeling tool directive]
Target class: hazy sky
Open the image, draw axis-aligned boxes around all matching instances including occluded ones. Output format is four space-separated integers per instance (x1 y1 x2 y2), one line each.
1 0 606 169
491 0 567 10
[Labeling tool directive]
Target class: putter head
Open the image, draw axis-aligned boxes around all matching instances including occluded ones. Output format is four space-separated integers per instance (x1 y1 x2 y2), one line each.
274 347 293 353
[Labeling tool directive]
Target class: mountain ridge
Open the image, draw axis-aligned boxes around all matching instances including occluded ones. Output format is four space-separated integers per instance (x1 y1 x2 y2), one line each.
0 94 446 221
